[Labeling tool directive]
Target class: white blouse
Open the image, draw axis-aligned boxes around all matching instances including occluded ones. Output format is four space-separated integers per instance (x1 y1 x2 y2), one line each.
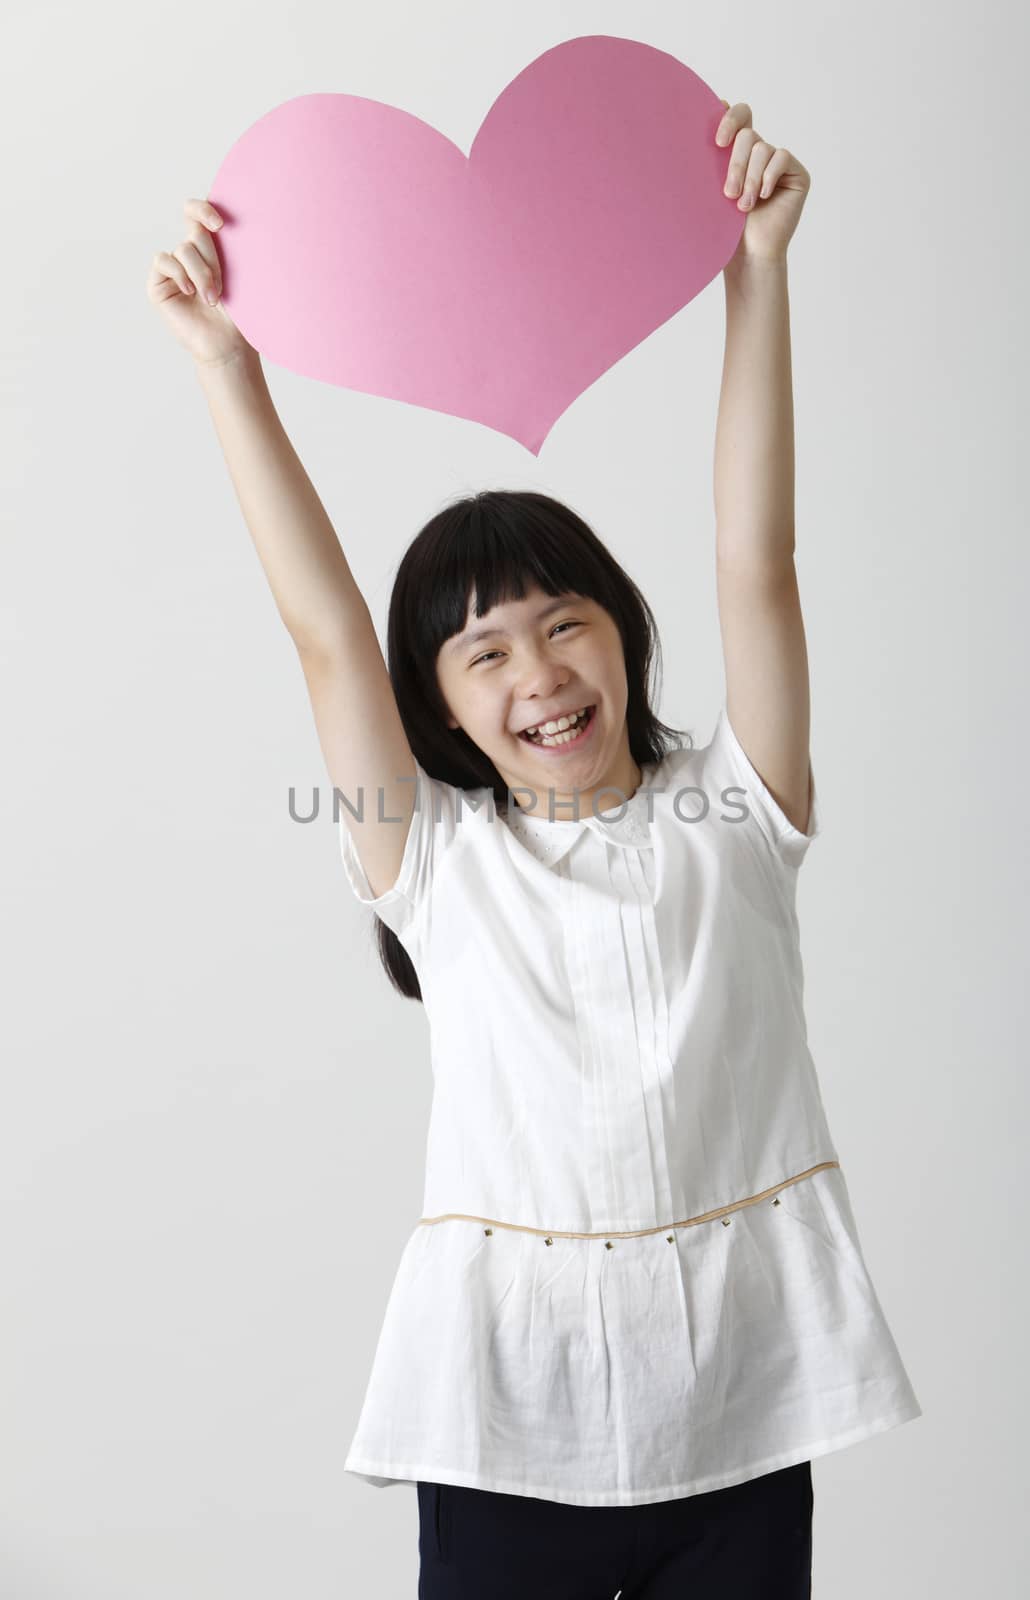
337 704 922 1506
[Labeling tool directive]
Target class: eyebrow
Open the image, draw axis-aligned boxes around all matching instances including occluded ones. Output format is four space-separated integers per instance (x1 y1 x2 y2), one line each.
447 595 579 654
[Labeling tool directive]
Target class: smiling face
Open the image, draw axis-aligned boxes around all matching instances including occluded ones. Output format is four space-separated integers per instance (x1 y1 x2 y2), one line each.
436 584 643 818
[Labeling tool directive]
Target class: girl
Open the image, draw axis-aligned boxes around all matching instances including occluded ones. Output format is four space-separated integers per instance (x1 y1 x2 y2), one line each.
149 97 921 1598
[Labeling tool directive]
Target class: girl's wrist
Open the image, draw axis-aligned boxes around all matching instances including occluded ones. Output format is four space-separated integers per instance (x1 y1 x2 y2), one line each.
722 254 790 307
193 346 264 392
724 250 789 278
194 343 260 374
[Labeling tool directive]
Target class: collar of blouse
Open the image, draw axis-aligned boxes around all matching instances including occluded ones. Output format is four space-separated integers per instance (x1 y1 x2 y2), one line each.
501 763 664 868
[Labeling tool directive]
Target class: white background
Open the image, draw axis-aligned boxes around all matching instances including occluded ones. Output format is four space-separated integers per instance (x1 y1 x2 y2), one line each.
2 0 1025 1593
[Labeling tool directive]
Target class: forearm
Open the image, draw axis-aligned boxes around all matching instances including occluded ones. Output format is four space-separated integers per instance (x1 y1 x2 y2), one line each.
713 256 796 576
195 350 370 651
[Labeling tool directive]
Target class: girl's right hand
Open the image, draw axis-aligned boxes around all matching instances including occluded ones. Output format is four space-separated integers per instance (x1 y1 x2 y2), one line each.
147 198 256 369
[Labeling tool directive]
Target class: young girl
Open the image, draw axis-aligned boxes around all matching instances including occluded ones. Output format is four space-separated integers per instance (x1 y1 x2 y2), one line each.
149 97 921 1597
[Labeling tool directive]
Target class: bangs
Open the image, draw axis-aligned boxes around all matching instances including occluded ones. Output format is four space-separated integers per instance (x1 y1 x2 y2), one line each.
408 492 614 665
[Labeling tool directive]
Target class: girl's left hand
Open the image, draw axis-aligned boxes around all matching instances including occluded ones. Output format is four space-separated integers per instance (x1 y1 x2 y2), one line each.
716 100 811 265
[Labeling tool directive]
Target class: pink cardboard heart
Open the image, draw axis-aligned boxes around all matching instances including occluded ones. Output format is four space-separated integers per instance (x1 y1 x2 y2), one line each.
208 35 743 454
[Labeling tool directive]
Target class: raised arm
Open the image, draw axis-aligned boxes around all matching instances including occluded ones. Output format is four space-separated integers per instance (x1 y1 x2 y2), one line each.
196 351 419 892
194 350 368 652
149 199 418 898
711 102 815 837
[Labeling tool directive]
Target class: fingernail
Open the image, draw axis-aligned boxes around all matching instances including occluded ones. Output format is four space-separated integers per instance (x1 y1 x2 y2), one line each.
207 292 219 305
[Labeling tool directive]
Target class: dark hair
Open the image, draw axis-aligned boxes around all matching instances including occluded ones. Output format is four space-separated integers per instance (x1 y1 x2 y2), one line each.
374 489 693 1000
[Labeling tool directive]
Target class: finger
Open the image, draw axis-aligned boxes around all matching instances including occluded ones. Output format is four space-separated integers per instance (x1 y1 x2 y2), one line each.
173 239 220 304
184 196 224 231
715 100 753 146
757 147 791 199
184 220 223 298
738 140 776 210
183 198 224 297
723 127 759 197
148 250 195 298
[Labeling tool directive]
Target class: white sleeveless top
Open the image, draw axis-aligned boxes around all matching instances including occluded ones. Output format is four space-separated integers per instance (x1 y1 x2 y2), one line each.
337 704 922 1506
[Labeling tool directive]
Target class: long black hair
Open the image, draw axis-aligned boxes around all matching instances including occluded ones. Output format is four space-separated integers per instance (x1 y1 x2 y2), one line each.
375 489 693 1000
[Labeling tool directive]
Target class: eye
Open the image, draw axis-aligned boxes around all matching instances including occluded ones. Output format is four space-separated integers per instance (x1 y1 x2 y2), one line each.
471 620 580 667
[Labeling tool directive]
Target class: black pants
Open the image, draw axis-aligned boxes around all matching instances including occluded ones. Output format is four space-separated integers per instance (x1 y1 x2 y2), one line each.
417 1460 813 1598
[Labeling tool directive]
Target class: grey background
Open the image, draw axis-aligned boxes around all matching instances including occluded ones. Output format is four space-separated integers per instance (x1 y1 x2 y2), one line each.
3 0 1026 1593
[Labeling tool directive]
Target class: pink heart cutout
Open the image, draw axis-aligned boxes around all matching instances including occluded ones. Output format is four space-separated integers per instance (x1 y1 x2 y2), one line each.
209 35 743 454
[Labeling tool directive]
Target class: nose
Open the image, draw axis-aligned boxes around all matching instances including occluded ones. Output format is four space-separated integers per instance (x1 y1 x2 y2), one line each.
514 628 576 676
516 656 572 704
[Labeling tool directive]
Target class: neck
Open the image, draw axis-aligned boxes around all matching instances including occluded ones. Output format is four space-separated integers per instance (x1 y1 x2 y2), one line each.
515 754 644 820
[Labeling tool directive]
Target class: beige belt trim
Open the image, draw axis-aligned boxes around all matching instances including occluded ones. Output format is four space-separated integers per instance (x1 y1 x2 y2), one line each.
417 1160 841 1242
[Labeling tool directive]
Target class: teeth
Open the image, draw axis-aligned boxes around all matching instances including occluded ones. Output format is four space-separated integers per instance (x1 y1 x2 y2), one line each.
522 706 592 746
526 706 589 737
